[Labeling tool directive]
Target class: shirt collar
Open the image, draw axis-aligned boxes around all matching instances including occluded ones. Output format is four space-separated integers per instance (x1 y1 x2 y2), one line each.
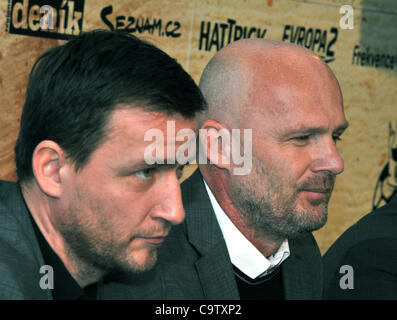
204 180 290 280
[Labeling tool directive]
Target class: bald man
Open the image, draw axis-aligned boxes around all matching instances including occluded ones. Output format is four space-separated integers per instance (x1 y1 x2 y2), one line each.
100 39 348 300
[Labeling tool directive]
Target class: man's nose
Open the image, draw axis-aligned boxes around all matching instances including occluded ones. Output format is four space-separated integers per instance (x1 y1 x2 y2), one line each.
310 138 344 175
150 172 185 225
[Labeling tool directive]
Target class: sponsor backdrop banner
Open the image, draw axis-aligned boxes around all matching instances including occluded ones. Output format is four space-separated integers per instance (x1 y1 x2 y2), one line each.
1 0 396 253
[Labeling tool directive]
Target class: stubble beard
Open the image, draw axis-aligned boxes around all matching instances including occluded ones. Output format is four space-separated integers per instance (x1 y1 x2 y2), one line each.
230 166 334 243
60 219 160 279
58 190 161 281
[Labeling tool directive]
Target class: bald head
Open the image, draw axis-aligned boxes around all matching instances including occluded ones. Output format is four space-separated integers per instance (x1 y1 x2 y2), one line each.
198 39 342 129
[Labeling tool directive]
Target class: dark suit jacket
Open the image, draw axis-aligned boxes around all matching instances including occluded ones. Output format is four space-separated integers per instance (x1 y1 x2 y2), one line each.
0 180 50 299
100 170 323 299
323 194 397 299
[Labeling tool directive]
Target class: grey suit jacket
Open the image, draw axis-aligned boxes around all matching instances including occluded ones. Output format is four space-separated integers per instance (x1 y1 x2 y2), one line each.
100 170 323 299
0 180 50 299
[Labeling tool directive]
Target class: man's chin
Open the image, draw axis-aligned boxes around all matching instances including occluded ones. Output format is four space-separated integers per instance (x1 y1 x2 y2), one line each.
303 208 328 232
125 247 159 274
285 218 327 240
293 202 328 233
105 247 158 278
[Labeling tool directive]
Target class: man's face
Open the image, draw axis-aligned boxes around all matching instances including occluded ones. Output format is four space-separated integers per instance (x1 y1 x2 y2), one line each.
230 68 348 241
57 107 197 275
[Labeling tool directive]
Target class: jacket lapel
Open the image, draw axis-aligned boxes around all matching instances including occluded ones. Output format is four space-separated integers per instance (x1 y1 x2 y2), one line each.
194 242 240 300
182 170 239 300
282 234 322 299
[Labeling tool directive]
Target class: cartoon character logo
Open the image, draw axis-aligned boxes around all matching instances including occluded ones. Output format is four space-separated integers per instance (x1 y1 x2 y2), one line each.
372 120 397 209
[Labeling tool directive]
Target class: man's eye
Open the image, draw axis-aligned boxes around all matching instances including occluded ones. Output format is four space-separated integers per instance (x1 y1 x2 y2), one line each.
294 135 310 141
290 135 312 146
291 135 311 144
134 168 155 179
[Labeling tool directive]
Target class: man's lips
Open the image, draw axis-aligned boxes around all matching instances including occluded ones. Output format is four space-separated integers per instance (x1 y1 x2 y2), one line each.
139 234 168 245
302 188 332 193
300 188 332 200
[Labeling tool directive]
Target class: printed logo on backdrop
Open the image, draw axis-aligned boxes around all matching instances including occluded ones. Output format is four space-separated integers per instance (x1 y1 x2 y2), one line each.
282 25 338 64
6 0 84 40
352 45 397 70
372 120 397 210
198 19 267 52
100 5 181 38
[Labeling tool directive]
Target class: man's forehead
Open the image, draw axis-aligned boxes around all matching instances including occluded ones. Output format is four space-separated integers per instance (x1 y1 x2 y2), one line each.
107 107 197 137
100 107 198 166
109 107 169 127
245 46 336 95
245 89 346 136
246 62 343 118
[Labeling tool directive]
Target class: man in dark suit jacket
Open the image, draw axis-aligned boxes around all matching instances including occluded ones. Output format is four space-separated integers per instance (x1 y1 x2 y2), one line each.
101 39 349 300
0 30 205 299
323 194 397 299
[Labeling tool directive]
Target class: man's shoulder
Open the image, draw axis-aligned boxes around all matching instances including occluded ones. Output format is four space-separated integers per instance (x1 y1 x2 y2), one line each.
0 237 47 300
0 180 20 196
0 180 24 232
323 197 397 299
354 196 397 236
0 180 47 299
0 180 28 234
0 180 19 209
325 197 397 258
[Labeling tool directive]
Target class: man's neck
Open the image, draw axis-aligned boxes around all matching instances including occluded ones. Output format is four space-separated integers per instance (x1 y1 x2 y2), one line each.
199 167 283 258
21 182 105 288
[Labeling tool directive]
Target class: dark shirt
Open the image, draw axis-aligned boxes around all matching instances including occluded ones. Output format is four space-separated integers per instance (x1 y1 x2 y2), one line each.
28 212 97 300
234 266 284 300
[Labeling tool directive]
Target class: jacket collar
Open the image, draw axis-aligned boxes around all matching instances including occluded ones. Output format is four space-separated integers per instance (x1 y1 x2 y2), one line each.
182 169 225 255
181 169 240 299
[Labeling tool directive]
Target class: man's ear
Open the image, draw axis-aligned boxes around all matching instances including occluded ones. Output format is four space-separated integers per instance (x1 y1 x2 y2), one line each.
32 140 66 198
199 120 232 171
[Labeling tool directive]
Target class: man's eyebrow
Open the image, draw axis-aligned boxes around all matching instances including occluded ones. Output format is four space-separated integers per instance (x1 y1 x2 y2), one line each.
285 121 350 136
334 121 349 133
118 161 157 172
127 158 193 171
285 126 328 136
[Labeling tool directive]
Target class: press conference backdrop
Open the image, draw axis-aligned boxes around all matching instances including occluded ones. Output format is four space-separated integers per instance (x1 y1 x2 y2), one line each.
1 0 396 253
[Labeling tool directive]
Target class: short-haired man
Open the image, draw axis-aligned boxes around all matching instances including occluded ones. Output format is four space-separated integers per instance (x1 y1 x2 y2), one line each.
0 30 206 299
101 39 348 300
